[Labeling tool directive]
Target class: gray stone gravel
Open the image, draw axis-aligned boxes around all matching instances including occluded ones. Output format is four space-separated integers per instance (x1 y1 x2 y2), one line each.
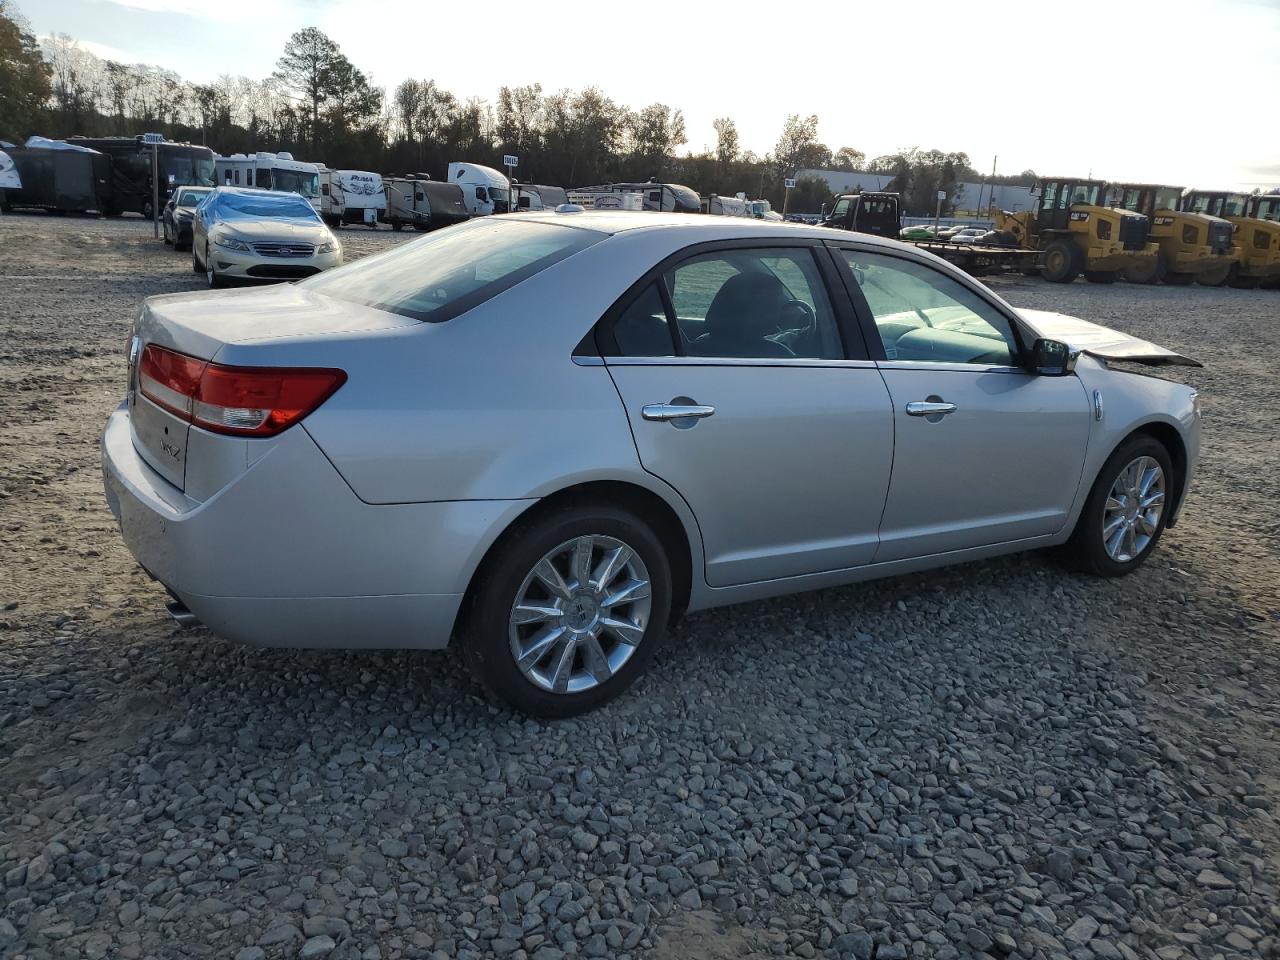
1 214 1279 960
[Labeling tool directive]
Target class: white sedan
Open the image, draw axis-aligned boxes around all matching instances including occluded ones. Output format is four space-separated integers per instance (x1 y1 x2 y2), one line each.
104 211 1200 716
191 187 342 288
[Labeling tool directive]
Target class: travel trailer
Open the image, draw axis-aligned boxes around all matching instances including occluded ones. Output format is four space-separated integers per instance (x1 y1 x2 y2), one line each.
215 152 322 210
565 190 645 211
447 162 510 215
383 176 470 231
317 166 386 227
707 193 750 217
570 181 701 213
513 183 570 211
0 138 111 214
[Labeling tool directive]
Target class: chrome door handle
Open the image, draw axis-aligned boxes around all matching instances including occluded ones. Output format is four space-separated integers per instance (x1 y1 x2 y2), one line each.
905 401 957 417
642 403 716 422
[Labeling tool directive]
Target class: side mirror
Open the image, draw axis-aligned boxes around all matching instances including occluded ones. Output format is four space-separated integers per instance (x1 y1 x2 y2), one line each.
1030 338 1078 376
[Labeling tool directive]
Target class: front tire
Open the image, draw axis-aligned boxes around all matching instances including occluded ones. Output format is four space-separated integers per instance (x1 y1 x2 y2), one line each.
205 243 225 289
1195 260 1235 287
461 504 673 718
1125 251 1166 284
1064 436 1173 577
1041 240 1081 283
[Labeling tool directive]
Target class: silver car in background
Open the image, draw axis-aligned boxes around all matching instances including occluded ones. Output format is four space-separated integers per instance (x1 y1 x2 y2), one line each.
191 187 342 289
103 212 1200 716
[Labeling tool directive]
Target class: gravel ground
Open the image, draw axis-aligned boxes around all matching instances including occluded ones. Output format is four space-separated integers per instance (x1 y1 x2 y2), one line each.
1 213 1278 960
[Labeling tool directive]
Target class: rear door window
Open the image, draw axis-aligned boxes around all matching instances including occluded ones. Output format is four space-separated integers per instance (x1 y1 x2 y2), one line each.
301 218 601 322
666 248 843 359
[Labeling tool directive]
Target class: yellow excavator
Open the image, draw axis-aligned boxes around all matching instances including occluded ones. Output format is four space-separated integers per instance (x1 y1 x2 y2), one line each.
1182 191 1280 289
993 177 1159 283
1107 183 1238 286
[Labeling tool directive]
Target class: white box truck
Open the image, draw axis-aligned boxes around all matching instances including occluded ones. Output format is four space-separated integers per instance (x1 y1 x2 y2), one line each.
447 162 510 215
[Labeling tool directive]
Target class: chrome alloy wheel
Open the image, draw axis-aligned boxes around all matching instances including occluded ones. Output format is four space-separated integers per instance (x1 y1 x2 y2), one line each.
1102 455 1165 563
509 535 652 694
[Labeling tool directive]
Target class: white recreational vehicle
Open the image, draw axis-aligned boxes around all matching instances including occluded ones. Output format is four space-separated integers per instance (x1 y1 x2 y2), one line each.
317 167 386 227
447 162 510 215
569 181 701 213
565 190 645 211
512 183 570 211
707 193 750 217
214 152 322 209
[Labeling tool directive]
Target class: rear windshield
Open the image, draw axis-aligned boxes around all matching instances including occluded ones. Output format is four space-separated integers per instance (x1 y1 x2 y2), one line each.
300 217 602 322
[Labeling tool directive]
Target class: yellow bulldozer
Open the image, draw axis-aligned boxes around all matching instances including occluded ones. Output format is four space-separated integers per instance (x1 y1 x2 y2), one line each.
1107 183 1238 286
1182 191 1280 289
993 177 1159 283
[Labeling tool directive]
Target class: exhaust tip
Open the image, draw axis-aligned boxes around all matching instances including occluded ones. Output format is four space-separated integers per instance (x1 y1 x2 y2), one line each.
165 599 200 629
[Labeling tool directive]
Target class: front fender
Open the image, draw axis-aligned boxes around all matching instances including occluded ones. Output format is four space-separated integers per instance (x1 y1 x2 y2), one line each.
1068 359 1200 529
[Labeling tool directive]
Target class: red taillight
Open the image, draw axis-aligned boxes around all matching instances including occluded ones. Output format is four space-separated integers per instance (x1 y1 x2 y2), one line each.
137 344 346 437
139 343 204 418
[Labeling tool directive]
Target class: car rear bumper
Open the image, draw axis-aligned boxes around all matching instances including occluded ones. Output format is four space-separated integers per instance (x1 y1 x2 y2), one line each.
101 402 530 649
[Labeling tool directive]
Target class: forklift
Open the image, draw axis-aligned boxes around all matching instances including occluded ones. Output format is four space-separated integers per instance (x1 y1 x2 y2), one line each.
1182 191 1280 289
993 177 1158 283
1108 183 1238 285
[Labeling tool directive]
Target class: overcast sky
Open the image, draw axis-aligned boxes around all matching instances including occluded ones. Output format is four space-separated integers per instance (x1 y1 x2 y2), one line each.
20 0 1280 190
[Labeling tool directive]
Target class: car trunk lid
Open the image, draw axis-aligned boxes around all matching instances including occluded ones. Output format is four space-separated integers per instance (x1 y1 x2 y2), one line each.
129 285 414 493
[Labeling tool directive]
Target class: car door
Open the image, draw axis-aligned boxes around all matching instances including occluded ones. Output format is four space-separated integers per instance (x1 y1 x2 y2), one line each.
598 240 895 587
830 244 1091 563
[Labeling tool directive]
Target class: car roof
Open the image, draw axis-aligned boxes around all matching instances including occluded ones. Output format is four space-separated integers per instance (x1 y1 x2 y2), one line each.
510 209 906 249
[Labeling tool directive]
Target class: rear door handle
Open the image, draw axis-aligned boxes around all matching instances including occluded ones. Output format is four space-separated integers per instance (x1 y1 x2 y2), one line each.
642 402 716 422
905 401 957 417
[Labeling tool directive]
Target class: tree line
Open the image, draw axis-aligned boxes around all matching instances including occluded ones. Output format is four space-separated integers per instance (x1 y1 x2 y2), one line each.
0 4 1034 213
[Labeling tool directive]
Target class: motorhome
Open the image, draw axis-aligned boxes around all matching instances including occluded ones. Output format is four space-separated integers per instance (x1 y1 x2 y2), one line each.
512 183 570 211
383 176 470 232
317 167 386 227
447 162 510 215
215 152 322 210
570 181 701 213
65 134 215 217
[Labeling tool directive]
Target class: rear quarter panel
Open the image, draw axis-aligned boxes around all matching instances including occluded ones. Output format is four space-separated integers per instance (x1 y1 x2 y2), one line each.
258 228 698 505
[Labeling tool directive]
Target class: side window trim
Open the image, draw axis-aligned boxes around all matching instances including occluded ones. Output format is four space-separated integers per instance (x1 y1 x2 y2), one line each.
823 240 1030 366
595 237 867 362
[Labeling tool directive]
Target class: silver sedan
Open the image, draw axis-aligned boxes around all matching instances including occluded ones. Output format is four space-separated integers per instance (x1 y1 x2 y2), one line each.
102 212 1201 716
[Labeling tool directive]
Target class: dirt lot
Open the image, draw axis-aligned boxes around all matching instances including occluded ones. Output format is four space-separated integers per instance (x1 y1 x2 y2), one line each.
1 213 1278 960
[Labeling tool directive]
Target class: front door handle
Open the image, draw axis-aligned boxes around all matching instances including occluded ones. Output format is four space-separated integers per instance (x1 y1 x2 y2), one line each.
642 402 716 422
905 400 957 417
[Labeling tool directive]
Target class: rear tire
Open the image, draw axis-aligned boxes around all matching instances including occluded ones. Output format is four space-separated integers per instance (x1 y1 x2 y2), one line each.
1124 251 1166 284
1064 435 1173 578
461 503 673 718
1041 240 1081 283
1084 270 1118 284
1164 271 1193 286
192 242 202 274
391 220 403 232
1229 273 1260 289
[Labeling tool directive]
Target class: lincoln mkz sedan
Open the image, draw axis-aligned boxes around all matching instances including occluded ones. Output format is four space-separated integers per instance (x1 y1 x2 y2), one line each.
103 212 1201 716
